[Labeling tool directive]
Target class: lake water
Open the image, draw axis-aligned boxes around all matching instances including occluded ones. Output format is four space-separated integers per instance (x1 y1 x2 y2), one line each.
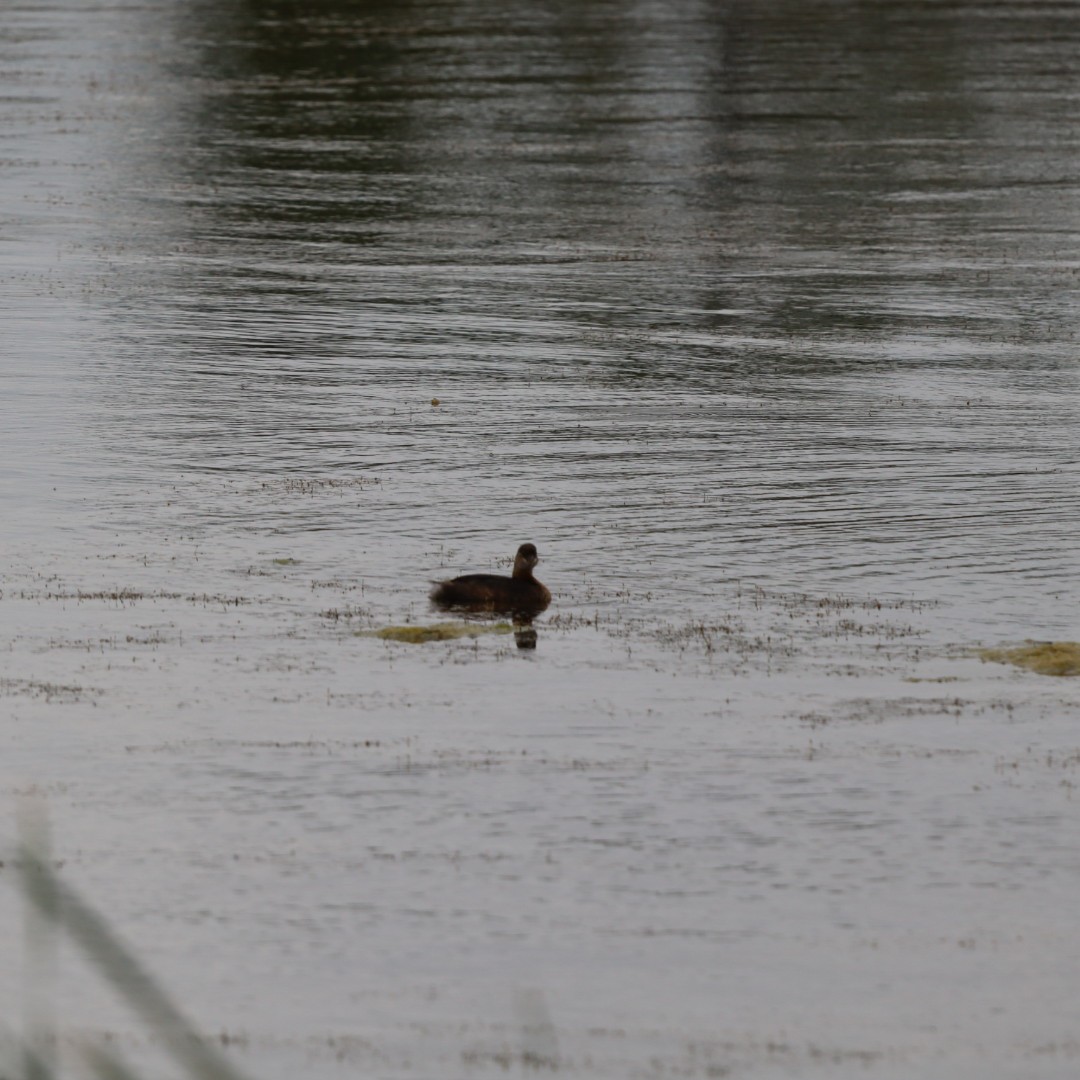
3 2 1080 1078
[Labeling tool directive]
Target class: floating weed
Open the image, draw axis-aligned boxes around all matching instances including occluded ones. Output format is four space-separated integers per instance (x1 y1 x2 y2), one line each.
39 630 175 653
271 558 299 566
189 593 247 608
0 679 102 704
29 590 246 608
548 585 929 662
364 622 513 644
123 737 383 754
272 477 380 495
318 605 371 622
980 641 1080 677
805 696 973 727
545 612 602 631
653 620 743 653
43 588 169 604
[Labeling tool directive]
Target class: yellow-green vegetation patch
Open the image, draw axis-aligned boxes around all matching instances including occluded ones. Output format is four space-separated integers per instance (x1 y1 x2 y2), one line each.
363 622 513 644
272 557 300 565
980 641 1080 677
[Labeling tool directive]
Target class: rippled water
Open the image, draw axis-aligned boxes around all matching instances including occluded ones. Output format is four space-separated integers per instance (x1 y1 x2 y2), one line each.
3 3 1080 1078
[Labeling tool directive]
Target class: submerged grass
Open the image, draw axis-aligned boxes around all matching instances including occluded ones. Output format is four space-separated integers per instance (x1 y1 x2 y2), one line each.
980 641 1080 677
365 622 513 644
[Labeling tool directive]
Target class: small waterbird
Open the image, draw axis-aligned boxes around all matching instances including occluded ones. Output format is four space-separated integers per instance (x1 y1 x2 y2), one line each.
430 543 551 615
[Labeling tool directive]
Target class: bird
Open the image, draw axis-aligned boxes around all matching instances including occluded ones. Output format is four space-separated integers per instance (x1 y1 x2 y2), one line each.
430 542 551 615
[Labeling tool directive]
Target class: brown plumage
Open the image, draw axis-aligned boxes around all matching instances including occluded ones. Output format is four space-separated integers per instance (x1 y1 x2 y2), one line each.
430 543 551 615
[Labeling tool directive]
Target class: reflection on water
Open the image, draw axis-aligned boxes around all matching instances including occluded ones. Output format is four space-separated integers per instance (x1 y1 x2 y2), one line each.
4 2 1080 1077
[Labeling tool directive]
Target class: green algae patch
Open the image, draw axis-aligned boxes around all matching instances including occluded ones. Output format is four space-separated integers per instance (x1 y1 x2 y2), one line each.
272 557 300 566
980 641 1080 677
364 622 513 644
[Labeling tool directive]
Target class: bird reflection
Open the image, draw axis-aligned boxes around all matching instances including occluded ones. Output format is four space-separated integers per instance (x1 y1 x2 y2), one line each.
512 619 538 650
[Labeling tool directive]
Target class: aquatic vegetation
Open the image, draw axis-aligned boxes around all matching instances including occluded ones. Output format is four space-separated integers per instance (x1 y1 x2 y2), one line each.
980 641 1080 677
0 678 103 703
30 589 246 607
317 605 371 622
273 477 380 495
272 557 299 566
366 622 513 644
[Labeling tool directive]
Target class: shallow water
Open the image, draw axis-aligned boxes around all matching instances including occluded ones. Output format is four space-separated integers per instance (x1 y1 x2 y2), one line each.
3 2 1080 1078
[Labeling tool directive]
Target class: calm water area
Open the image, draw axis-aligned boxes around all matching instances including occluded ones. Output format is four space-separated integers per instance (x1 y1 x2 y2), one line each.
3 2 1080 1077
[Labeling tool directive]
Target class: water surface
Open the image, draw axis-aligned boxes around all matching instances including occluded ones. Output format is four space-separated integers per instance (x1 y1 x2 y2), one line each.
3 3 1080 1078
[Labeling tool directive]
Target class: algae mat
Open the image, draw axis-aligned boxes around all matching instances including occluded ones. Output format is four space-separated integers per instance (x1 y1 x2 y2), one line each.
980 641 1080 677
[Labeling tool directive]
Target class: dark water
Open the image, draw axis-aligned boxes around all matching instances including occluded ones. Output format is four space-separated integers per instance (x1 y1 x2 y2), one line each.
8 1 1080 624
4 3 1080 1078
